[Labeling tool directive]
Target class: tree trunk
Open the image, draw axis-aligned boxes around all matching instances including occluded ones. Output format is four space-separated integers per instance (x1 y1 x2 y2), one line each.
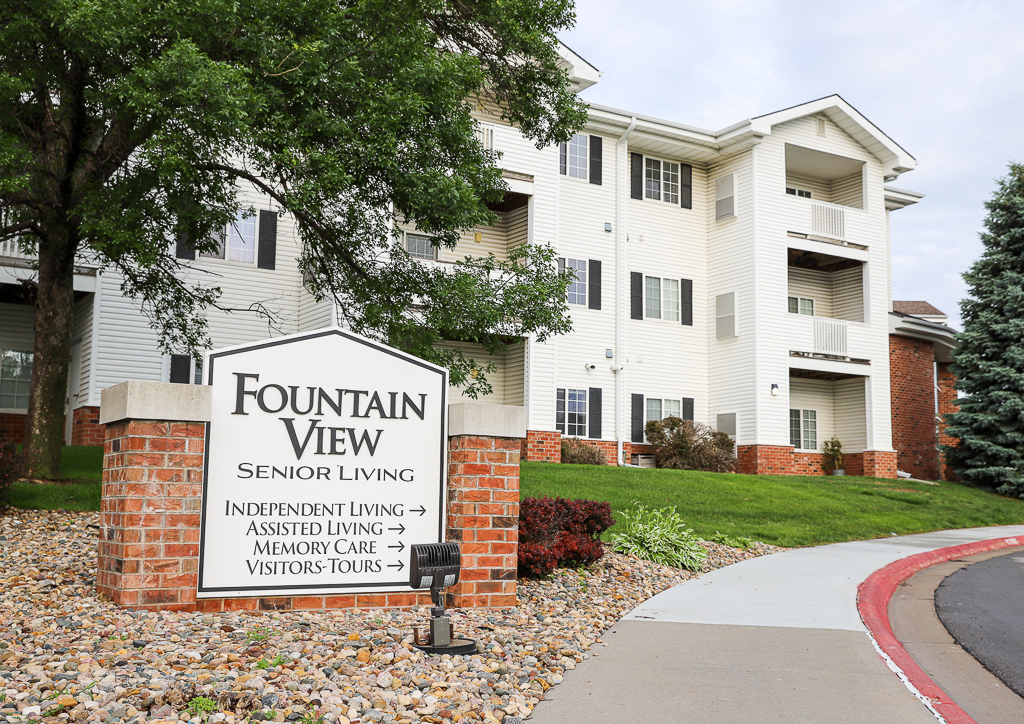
23 232 77 479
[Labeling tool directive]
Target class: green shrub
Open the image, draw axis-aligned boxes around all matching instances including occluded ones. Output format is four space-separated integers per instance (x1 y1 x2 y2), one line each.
705 531 754 550
0 444 23 498
644 417 735 472
560 437 607 465
610 504 707 571
823 436 843 473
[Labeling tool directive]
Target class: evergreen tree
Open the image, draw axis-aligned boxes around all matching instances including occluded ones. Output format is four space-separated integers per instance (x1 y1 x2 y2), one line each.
945 163 1024 496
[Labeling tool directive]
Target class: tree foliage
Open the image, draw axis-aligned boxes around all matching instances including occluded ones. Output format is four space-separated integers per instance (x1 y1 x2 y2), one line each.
0 0 586 476
945 163 1024 497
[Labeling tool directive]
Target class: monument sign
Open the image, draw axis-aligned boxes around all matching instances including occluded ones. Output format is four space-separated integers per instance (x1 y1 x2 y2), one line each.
197 329 448 598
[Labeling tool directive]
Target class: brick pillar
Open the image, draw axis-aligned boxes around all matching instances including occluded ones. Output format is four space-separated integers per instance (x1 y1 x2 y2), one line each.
97 419 204 610
862 450 898 478
735 445 795 475
445 403 525 608
889 336 940 480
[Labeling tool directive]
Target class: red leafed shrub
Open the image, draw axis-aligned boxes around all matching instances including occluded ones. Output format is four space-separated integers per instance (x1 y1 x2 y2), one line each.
517 496 615 577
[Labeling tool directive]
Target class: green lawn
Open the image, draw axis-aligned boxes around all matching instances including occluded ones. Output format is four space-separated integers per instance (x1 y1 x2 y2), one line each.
520 461 1024 548
4 446 103 511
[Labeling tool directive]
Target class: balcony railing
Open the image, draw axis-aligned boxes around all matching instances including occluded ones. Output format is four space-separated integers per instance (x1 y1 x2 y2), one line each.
810 201 845 241
1 237 99 270
0 238 35 263
475 123 495 151
813 317 848 356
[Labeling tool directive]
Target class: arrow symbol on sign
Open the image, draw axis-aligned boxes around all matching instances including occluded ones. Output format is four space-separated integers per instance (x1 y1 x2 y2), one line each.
388 541 406 553
410 505 426 516
387 560 405 571
388 524 406 534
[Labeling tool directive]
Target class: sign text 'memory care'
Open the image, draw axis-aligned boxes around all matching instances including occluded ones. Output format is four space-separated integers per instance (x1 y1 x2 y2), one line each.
197 329 447 597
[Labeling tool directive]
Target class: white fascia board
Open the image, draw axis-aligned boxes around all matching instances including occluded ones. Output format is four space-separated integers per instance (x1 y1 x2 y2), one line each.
889 312 958 345
586 104 727 162
556 42 602 91
884 185 926 211
750 95 917 178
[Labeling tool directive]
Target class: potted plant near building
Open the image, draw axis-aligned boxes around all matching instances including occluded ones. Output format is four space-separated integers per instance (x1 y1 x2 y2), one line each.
823 436 844 475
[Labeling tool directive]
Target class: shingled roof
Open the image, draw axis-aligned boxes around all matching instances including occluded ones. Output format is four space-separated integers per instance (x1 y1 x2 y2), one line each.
893 301 945 317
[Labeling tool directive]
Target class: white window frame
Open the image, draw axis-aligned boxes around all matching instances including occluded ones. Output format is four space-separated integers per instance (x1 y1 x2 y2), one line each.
788 296 815 316
405 232 437 261
644 157 680 204
0 349 33 412
566 258 588 306
201 210 257 263
786 186 813 199
644 276 680 321
566 388 587 437
566 134 588 180
790 409 817 450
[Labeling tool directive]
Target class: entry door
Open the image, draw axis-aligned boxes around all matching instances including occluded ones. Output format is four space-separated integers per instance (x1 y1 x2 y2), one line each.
65 341 82 445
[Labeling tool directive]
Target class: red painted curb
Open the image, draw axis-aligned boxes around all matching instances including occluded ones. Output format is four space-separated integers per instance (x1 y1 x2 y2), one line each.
857 535 1024 724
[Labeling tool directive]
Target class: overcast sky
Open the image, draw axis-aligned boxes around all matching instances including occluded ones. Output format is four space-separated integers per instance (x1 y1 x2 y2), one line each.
561 0 1024 328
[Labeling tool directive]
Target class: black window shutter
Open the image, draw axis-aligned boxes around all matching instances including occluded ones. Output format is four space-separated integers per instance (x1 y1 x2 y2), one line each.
630 153 643 199
175 232 195 260
589 259 602 310
680 163 693 209
559 142 567 175
683 397 694 421
257 210 278 270
588 387 602 440
169 355 191 384
631 394 644 443
589 135 602 185
630 272 643 320
556 388 566 434
680 278 693 326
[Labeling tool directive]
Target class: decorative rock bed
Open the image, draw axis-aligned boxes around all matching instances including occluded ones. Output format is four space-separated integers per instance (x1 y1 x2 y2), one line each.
0 509 786 724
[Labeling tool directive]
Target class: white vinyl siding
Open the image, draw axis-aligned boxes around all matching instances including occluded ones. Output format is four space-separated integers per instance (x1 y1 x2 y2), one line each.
788 265 864 322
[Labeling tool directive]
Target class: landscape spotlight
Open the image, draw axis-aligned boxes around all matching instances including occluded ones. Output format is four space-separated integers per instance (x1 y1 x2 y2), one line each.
408 542 477 654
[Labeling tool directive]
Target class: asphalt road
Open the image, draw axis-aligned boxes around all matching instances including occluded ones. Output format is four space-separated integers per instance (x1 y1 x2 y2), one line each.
935 548 1024 698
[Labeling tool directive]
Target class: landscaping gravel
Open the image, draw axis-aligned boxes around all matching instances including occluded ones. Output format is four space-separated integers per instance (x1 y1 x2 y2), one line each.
0 509 787 724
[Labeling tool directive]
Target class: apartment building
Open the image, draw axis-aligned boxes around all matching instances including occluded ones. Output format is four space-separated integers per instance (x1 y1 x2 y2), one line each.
0 49 932 478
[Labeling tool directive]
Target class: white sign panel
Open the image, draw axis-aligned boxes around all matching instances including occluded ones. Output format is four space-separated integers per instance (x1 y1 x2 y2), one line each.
197 329 447 598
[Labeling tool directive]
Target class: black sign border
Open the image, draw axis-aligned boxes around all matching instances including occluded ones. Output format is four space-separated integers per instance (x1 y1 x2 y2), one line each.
197 328 448 596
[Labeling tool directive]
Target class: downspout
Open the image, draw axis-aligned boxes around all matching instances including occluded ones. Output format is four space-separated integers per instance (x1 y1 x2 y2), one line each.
614 116 637 466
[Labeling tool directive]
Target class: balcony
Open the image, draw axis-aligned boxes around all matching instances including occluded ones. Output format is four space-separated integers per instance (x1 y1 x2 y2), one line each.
813 317 847 356
784 143 867 245
810 201 846 241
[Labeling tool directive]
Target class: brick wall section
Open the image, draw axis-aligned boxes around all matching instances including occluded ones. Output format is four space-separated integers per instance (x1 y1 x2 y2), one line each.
446 434 519 608
736 445 795 475
522 430 561 463
99 422 519 612
863 450 898 478
793 452 865 476
0 412 26 446
71 406 104 446
889 336 940 480
937 363 959 481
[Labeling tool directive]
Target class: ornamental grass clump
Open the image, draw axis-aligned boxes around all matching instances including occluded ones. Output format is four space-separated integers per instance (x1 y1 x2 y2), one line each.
611 504 708 571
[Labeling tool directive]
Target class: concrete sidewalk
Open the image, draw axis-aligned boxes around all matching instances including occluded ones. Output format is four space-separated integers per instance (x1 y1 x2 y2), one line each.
528 525 1024 724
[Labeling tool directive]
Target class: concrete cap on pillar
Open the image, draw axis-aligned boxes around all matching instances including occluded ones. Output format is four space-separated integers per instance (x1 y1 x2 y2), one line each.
448 403 527 439
99 380 212 424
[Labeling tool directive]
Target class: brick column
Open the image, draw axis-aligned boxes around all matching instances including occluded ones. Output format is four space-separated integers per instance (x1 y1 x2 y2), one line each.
445 403 525 608
937 363 959 481
97 386 525 612
862 450 898 478
736 445 795 475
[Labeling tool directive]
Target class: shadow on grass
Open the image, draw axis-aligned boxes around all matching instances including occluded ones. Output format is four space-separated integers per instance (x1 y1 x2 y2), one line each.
2 446 103 511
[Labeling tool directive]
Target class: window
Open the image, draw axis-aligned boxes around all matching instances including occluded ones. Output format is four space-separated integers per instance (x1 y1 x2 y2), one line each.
566 258 587 305
788 297 814 316
786 187 812 199
644 158 680 204
406 233 436 260
716 292 736 338
632 394 693 442
716 413 737 439
565 134 588 179
790 409 817 450
201 210 257 262
0 350 32 410
715 174 735 220
556 388 588 437
644 277 679 321
169 354 205 385
631 154 691 207
646 398 681 424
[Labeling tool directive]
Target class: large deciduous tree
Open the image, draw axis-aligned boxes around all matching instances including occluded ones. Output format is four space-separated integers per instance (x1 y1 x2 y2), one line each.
945 163 1024 497
0 0 585 477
